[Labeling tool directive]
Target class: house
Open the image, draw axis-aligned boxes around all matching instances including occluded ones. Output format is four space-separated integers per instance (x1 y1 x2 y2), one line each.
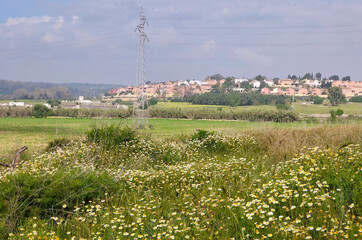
260 87 271 95
234 78 249 84
311 88 322 95
332 81 362 97
278 79 294 87
271 88 283 95
9 102 25 107
285 88 296 95
203 79 218 85
264 80 274 87
250 80 261 88
233 88 245 93
298 88 309 95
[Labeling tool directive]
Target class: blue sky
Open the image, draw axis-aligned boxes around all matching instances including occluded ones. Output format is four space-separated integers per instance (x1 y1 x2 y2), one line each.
0 0 361 85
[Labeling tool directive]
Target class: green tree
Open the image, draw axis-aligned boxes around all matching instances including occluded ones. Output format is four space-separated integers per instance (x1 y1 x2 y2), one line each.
254 75 265 81
227 93 241 107
222 77 235 92
206 73 224 81
341 76 351 81
328 87 346 106
32 104 54 118
302 73 313 80
316 72 322 80
329 75 339 81
148 98 158 106
273 78 279 85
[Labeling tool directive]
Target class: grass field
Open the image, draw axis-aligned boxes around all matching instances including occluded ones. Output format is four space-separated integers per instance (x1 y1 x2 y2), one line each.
0 117 318 157
155 102 362 115
0 120 361 239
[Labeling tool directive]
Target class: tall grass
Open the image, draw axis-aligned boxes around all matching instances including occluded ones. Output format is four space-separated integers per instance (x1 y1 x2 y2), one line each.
0 127 360 239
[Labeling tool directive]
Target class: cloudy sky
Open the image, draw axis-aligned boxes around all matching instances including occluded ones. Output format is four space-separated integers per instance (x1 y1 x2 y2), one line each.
0 0 361 85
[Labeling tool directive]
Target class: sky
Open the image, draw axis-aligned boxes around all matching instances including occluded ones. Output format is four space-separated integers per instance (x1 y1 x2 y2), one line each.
0 0 361 85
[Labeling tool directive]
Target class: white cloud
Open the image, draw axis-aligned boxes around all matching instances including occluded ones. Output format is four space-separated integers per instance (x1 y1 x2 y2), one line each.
4 15 53 26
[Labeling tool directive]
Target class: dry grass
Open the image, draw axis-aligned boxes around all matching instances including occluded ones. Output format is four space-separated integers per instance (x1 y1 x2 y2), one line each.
248 124 362 162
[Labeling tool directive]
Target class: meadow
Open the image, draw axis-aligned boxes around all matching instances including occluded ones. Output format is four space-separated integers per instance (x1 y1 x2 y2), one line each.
0 124 361 239
155 102 362 115
0 117 314 157
0 106 361 239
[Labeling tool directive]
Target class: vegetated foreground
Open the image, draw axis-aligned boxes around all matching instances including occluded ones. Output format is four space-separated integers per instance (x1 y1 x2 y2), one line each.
0 126 361 240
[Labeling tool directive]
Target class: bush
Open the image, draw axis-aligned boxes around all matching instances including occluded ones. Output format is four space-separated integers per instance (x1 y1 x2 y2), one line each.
276 104 291 110
336 109 344 116
32 104 53 118
0 170 117 237
310 95 324 104
191 129 214 140
349 96 362 103
86 125 138 149
45 138 72 152
148 98 158 106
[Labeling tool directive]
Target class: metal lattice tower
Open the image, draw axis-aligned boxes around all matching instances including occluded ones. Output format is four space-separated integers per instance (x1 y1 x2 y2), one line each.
133 7 149 127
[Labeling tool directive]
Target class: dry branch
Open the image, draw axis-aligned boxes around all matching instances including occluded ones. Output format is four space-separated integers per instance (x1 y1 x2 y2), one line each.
0 146 28 168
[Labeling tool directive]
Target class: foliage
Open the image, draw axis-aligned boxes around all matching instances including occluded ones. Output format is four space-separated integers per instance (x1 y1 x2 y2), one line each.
46 99 61 108
276 104 291 110
45 138 72 152
342 76 351 81
191 129 214 140
150 107 299 122
328 87 346 106
336 109 344 116
148 98 158 106
349 96 362 103
187 92 288 106
330 110 337 123
206 73 224 80
1 132 361 239
309 95 324 104
329 75 340 81
32 104 54 118
0 170 117 238
86 125 138 149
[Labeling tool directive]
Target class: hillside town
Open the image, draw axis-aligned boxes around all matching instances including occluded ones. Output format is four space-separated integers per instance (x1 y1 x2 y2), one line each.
106 77 362 101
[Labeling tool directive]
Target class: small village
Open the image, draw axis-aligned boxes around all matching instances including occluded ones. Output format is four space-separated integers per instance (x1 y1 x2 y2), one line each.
107 78 362 101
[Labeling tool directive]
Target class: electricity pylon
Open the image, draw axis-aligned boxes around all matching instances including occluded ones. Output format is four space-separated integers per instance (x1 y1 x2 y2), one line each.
133 7 149 128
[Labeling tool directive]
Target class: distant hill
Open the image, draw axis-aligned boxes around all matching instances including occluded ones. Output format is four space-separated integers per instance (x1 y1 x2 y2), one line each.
0 79 123 99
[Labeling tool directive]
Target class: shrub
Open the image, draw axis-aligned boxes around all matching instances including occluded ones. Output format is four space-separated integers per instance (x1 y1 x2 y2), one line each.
276 104 290 110
310 95 324 104
32 104 53 118
0 170 117 238
45 138 72 152
191 129 214 140
349 96 362 103
86 125 138 149
148 98 158 106
336 109 344 116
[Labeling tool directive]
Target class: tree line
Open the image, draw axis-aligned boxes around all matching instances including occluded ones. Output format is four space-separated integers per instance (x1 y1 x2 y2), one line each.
185 92 289 107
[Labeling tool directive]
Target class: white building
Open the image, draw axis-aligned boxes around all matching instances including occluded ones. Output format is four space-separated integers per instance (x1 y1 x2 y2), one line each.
234 78 249 84
9 102 25 106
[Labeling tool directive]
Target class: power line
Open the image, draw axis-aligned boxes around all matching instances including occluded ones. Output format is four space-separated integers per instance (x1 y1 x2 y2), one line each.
0 32 134 56
0 43 137 67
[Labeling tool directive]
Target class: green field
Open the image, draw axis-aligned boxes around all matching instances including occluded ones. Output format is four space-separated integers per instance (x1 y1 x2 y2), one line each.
0 119 361 239
155 102 362 115
0 117 316 156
